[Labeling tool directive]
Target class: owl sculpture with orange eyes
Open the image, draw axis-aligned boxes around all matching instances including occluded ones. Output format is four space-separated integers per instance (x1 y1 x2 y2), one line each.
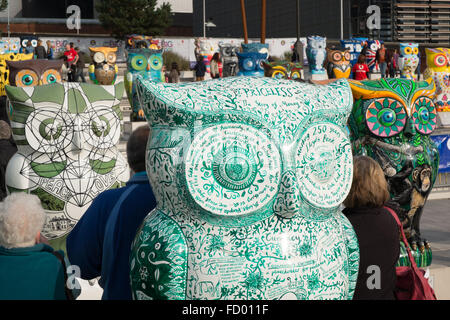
424 48 450 111
6 59 63 87
88 47 119 85
0 53 33 96
326 49 351 79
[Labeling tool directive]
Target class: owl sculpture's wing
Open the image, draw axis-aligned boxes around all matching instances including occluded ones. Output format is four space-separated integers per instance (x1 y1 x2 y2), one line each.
129 209 188 300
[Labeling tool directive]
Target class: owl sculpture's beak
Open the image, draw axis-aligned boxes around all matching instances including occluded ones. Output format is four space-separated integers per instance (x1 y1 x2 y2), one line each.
146 63 150 71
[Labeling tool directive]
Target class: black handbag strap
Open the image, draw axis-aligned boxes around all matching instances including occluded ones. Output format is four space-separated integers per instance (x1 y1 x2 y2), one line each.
51 250 75 300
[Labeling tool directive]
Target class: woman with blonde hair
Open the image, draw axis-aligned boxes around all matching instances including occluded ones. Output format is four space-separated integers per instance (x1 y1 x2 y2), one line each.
343 155 399 300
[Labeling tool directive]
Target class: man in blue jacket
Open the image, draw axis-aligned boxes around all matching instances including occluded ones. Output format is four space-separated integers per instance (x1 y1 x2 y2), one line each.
67 125 156 300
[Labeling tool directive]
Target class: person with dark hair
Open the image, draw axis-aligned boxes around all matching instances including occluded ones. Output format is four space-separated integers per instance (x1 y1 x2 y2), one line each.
193 55 206 81
74 47 86 83
66 125 157 300
168 62 180 83
352 54 370 80
210 52 221 79
343 156 399 300
34 40 46 59
376 43 388 78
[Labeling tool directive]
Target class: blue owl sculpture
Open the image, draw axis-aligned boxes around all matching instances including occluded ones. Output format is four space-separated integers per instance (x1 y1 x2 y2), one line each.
306 36 327 74
125 48 164 121
236 52 267 76
236 42 269 77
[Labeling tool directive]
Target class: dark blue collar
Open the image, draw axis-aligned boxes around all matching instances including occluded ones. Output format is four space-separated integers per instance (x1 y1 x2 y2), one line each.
127 172 149 184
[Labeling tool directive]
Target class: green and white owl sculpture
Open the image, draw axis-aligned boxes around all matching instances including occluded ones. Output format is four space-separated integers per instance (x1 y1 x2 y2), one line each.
129 76 359 300
5 82 130 247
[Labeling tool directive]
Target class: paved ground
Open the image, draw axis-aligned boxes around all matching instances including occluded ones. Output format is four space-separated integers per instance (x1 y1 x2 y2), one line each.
421 198 450 268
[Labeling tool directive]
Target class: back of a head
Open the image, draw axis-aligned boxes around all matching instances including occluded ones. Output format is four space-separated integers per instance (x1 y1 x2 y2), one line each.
344 156 390 209
126 125 150 174
358 54 366 64
0 120 12 140
0 193 46 249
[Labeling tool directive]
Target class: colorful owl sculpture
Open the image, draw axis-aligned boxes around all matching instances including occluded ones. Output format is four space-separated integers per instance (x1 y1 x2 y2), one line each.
0 38 20 55
125 35 159 50
236 42 269 77
19 35 38 52
306 36 327 75
125 48 164 121
348 78 439 267
130 76 359 300
7 59 63 87
327 49 351 79
424 48 450 111
0 53 33 96
196 38 215 75
398 43 420 80
219 43 239 77
5 82 129 250
88 47 119 85
263 61 302 80
365 40 382 73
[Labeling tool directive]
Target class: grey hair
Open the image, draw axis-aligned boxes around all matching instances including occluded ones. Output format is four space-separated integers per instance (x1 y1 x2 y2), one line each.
0 193 46 249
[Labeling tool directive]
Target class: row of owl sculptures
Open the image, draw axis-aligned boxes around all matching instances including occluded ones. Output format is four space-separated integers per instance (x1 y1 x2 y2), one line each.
0 44 443 299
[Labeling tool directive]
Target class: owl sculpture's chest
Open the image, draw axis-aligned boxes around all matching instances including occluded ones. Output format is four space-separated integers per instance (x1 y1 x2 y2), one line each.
94 64 116 85
130 209 357 300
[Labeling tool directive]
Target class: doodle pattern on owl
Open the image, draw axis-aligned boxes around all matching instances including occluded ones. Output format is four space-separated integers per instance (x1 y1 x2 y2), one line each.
348 78 439 268
129 76 359 300
424 48 450 111
5 82 129 240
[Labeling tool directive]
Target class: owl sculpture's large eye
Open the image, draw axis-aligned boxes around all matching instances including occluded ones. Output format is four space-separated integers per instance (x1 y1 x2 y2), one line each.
41 69 61 85
16 70 39 87
365 98 407 137
85 107 121 149
404 47 412 55
185 123 281 217
295 123 353 209
25 107 72 152
255 59 265 71
434 54 447 67
107 52 117 64
411 97 436 135
243 58 254 71
93 52 105 63
370 43 378 51
290 70 301 79
344 52 351 61
271 68 287 79
332 52 343 62
149 55 163 70
413 47 419 55
131 55 148 71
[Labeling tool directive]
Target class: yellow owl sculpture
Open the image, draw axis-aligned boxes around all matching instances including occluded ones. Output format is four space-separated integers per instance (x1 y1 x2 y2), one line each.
424 48 450 111
0 53 33 96
88 47 119 85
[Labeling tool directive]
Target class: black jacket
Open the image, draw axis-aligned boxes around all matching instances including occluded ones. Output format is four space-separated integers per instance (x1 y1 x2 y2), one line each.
343 206 400 300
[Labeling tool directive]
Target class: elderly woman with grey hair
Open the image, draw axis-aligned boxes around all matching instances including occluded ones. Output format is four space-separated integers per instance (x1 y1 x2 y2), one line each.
0 193 79 299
